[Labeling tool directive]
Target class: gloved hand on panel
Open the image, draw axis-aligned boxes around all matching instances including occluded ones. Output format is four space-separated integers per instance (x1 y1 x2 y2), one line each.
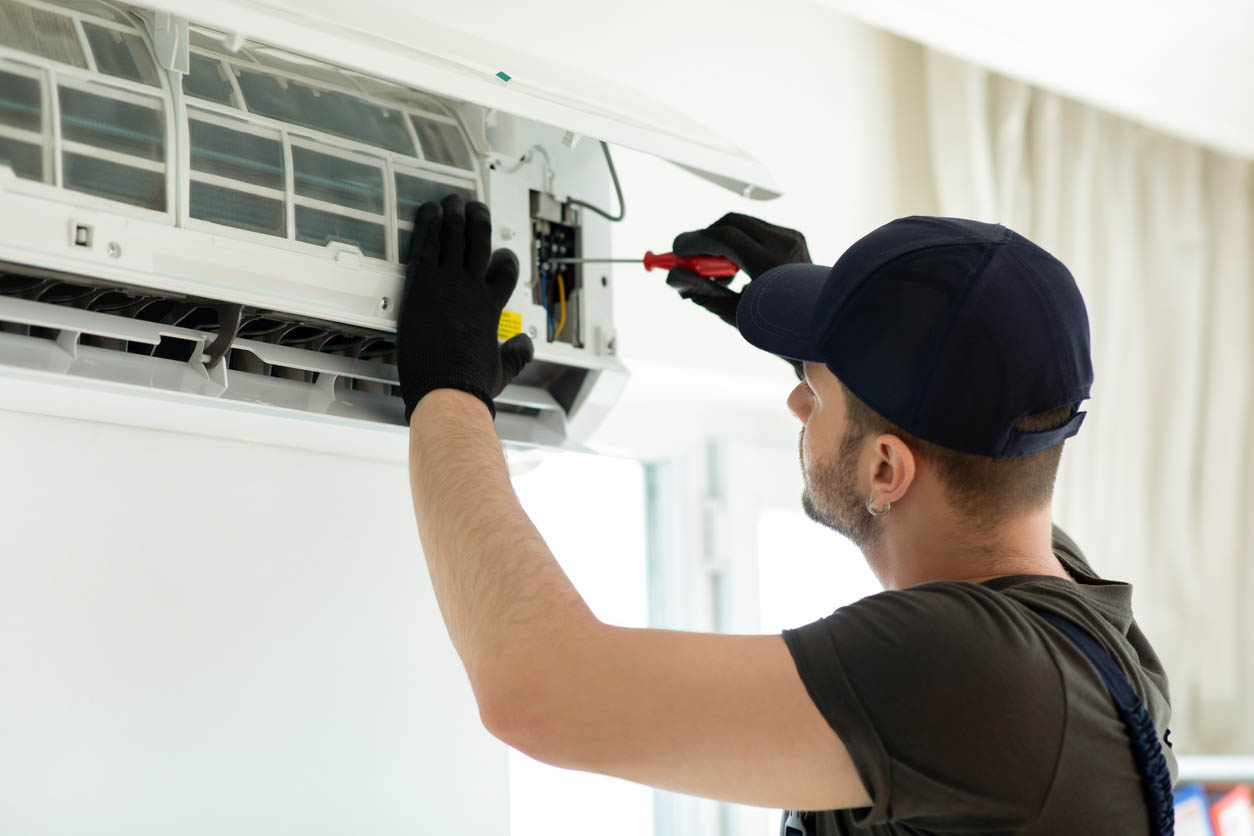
396 194 534 421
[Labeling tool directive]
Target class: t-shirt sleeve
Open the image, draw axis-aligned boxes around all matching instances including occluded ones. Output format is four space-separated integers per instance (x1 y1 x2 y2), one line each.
781 582 1066 830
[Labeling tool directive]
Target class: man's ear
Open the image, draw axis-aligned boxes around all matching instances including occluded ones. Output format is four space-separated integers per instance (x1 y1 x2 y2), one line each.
869 433 916 507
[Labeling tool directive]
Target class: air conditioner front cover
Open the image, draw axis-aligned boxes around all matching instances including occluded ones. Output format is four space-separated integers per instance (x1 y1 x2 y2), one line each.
139 0 782 201
0 0 779 454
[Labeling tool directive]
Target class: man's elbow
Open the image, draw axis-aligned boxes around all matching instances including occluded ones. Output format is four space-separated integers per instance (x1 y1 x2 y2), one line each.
474 662 579 769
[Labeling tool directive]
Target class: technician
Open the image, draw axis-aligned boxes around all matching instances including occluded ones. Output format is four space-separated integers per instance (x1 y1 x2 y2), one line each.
396 194 1176 835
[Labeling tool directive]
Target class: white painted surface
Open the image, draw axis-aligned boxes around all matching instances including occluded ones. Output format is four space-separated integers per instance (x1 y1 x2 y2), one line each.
812 0 1254 160
0 409 509 836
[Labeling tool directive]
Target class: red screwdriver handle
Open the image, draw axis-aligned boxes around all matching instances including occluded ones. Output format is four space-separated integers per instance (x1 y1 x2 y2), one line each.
642 251 739 278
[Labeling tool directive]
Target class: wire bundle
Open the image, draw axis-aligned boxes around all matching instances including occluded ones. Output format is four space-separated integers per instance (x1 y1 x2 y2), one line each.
538 272 567 341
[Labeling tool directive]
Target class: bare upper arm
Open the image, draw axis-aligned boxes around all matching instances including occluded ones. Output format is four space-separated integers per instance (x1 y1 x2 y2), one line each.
479 622 871 811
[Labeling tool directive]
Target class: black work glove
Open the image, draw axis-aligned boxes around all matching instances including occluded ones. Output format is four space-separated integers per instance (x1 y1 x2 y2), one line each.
665 212 812 327
666 213 811 378
397 194 534 421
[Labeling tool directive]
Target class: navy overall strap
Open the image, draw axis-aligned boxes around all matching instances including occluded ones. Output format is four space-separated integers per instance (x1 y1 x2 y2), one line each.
1032 609 1174 836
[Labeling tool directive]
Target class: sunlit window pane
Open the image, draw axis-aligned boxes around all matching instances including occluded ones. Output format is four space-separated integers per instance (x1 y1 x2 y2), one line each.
756 509 881 634
510 451 652 836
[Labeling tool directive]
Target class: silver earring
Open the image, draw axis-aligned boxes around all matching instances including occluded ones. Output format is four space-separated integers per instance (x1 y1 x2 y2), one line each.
866 495 891 517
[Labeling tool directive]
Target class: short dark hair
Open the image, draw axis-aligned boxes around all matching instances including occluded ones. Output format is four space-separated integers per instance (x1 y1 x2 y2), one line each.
839 382 1071 523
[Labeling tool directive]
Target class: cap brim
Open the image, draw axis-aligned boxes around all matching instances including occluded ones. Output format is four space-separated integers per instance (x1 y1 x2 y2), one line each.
736 263 830 362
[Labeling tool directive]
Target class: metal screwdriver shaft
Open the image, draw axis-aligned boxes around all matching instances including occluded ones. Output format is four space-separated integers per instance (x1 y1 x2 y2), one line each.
545 251 739 277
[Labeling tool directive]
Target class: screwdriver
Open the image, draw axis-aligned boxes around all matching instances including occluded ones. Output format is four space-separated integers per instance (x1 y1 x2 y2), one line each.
544 251 739 278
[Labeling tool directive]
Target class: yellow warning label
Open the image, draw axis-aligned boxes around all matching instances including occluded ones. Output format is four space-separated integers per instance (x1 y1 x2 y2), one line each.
497 310 523 341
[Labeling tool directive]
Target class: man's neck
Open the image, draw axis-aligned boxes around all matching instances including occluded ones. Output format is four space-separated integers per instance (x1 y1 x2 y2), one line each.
863 506 1070 590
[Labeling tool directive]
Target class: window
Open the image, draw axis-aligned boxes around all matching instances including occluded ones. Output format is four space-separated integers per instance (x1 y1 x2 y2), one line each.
756 509 880 634
510 451 653 836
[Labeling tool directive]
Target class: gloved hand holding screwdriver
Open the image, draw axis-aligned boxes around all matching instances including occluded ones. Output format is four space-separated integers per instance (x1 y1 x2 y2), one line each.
665 213 812 378
394 200 812 421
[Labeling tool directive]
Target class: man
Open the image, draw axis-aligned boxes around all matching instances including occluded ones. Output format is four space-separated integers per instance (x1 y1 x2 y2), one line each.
398 196 1175 834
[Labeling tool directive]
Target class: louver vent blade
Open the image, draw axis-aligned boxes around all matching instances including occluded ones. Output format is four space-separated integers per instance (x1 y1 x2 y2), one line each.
0 270 585 433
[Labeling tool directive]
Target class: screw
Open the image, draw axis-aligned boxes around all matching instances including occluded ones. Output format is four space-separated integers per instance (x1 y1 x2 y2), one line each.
606 337 617 355
380 296 392 311
500 227 516 241
527 325 538 339
107 242 121 259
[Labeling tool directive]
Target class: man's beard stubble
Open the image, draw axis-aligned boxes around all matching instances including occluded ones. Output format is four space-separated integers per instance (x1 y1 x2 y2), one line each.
799 428 883 550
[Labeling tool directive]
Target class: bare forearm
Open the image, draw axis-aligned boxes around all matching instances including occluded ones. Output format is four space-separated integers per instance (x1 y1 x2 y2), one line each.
408 389 598 690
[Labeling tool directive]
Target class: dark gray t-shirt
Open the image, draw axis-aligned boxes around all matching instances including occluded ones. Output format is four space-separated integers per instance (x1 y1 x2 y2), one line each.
781 526 1174 835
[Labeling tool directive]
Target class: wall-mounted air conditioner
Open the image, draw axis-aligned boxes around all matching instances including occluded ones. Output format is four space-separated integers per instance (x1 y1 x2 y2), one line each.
0 0 778 449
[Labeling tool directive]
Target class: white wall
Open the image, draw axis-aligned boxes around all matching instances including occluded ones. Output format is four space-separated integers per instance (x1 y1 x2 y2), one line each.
0 409 509 836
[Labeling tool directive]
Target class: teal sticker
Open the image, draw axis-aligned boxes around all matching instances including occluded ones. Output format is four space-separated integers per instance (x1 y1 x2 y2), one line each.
496 71 511 82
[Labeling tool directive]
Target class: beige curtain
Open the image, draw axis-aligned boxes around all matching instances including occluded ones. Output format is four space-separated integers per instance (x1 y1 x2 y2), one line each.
924 50 1254 755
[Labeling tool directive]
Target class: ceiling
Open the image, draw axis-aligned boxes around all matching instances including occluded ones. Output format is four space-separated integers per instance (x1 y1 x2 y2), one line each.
811 0 1254 160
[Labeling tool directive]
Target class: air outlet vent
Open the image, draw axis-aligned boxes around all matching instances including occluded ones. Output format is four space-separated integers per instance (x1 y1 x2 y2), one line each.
0 266 579 434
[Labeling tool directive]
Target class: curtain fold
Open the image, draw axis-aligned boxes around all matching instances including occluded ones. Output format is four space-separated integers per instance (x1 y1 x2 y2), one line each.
924 49 1254 754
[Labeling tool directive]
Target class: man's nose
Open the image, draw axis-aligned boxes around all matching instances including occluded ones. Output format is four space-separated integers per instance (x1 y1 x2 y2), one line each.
787 384 811 423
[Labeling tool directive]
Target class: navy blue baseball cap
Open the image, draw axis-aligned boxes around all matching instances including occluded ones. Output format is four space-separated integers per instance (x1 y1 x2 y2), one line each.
737 216 1092 459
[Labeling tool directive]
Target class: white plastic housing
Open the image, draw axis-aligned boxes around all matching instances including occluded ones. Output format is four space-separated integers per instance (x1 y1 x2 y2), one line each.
0 0 647 449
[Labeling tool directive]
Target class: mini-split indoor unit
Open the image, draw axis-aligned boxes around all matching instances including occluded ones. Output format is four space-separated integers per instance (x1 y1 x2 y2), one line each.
0 0 778 449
